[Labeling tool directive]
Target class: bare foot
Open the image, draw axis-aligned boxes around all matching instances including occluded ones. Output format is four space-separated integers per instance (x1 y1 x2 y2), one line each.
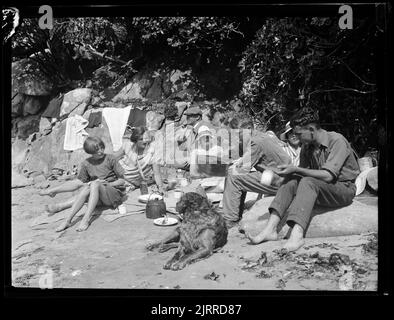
282 237 305 252
282 223 305 251
76 221 90 232
56 221 71 232
39 190 56 197
45 204 59 214
246 228 278 245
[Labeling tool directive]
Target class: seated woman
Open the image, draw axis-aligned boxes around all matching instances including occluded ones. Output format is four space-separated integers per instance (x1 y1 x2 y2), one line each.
114 126 157 191
41 127 161 214
56 136 126 232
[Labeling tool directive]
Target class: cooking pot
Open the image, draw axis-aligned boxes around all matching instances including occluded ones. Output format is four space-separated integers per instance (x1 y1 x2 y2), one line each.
145 192 167 219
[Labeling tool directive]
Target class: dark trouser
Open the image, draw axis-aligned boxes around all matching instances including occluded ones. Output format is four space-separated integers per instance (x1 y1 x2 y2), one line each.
222 172 278 222
269 176 356 231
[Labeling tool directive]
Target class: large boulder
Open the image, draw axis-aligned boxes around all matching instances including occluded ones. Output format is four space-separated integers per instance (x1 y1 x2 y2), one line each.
112 82 146 103
11 138 29 172
12 93 24 118
12 58 53 96
145 76 165 101
13 115 41 140
22 94 50 116
239 196 378 238
22 119 113 177
59 88 92 117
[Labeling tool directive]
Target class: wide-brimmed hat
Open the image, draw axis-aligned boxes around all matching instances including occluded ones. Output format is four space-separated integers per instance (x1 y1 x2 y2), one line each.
280 121 293 141
184 106 202 116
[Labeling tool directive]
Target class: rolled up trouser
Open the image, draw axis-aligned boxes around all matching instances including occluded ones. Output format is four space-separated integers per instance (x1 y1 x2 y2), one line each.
269 176 356 231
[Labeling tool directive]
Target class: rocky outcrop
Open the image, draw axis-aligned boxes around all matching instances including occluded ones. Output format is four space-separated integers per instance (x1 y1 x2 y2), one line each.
12 58 53 96
21 120 114 177
112 68 197 104
12 115 41 140
59 88 92 117
22 95 50 116
239 196 378 238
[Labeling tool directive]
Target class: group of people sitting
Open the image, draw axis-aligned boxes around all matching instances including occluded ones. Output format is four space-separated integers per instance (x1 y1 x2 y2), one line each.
40 103 360 252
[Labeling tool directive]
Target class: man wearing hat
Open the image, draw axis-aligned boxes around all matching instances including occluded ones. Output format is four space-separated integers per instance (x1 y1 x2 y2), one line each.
247 108 360 251
280 121 301 166
179 104 214 153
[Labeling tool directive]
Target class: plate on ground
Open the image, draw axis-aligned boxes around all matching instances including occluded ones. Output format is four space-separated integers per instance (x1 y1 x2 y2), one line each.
138 193 163 203
153 217 178 226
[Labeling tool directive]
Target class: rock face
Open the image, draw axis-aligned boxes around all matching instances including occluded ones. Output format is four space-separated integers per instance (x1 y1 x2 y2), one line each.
112 68 197 104
12 59 53 96
239 196 378 238
13 115 41 140
59 88 92 117
112 82 146 103
12 138 29 171
12 93 24 118
22 95 50 116
20 120 114 177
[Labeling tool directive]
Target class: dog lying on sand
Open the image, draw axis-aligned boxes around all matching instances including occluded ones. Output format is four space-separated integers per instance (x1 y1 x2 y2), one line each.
146 192 228 271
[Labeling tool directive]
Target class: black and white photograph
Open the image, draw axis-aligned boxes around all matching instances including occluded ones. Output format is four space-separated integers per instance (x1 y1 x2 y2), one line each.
4 3 390 296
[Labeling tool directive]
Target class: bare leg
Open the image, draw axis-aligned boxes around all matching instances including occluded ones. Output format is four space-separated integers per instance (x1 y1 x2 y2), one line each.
55 186 90 232
76 181 101 232
283 223 305 251
246 212 280 244
45 196 76 215
40 180 84 197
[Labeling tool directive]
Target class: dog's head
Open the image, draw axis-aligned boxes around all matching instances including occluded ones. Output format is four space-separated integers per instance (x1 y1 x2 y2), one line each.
176 192 211 216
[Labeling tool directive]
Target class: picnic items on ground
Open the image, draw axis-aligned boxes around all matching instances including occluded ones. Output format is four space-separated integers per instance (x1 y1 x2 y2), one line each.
153 216 178 226
138 193 163 203
102 105 131 152
63 115 89 151
145 192 167 219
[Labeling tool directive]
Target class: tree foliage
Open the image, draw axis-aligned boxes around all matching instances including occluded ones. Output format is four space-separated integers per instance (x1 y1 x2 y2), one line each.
239 17 379 154
11 15 382 154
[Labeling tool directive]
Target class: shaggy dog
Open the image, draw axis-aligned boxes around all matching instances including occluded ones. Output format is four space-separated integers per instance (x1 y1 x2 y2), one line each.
146 192 228 271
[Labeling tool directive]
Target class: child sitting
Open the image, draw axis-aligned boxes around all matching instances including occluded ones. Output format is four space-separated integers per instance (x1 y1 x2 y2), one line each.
56 136 126 232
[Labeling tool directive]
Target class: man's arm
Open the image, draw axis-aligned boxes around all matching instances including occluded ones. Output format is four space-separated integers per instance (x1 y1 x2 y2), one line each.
275 165 333 183
294 167 333 183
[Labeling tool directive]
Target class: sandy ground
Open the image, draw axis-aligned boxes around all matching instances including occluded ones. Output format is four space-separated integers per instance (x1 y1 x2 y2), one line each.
11 184 378 291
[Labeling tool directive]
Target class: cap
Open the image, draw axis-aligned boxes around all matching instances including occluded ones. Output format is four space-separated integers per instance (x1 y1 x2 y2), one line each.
280 121 293 141
184 106 202 116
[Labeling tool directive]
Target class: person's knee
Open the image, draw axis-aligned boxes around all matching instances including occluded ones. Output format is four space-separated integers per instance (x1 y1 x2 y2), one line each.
90 180 101 189
299 177 319 189
80 185 91 197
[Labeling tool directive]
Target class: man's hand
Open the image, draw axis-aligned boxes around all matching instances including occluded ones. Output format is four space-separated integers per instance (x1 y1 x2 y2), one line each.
275 164 298 176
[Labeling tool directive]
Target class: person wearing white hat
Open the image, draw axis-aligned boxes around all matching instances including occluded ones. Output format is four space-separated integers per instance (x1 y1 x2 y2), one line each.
280 121 301 166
